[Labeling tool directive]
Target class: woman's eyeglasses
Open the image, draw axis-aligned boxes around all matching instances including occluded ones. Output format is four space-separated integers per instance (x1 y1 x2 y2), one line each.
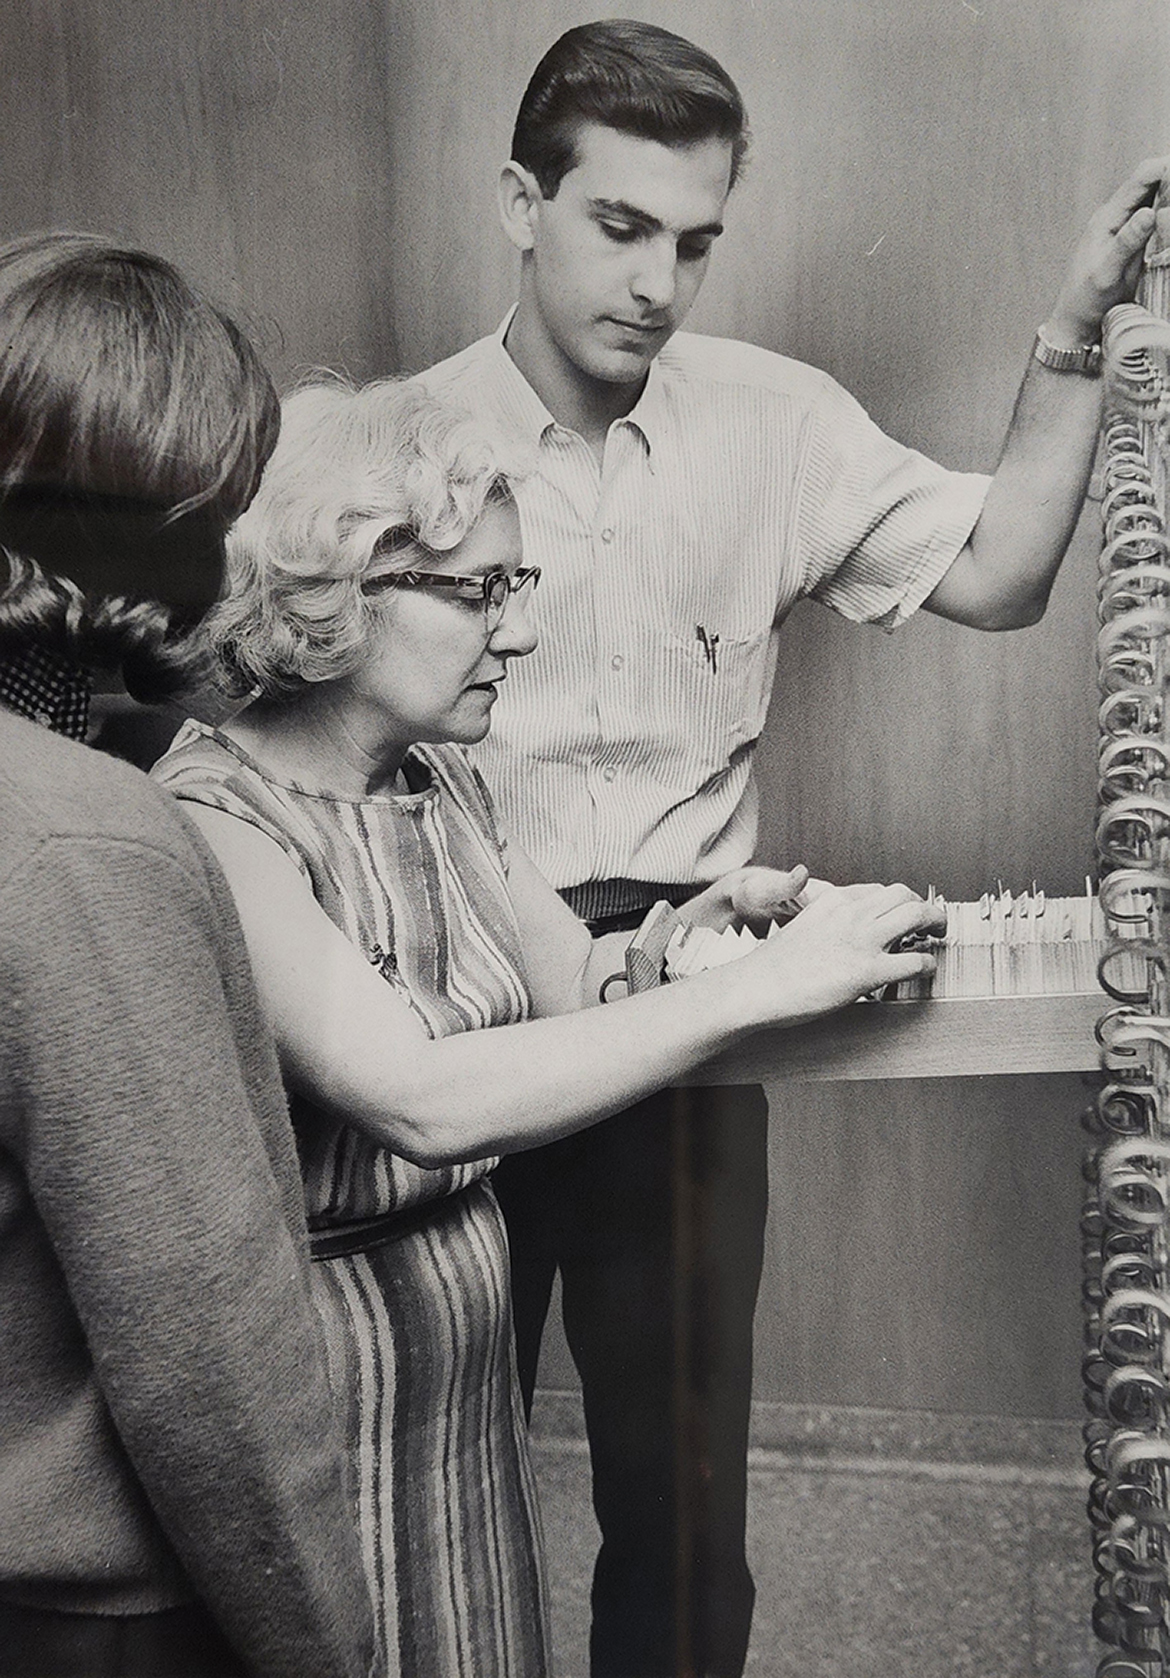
362 565 541 627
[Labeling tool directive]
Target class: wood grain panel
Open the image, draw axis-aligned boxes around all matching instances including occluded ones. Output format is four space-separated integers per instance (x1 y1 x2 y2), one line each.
686 994 1103 1085
755 1073 1089 1418
0 0 399 385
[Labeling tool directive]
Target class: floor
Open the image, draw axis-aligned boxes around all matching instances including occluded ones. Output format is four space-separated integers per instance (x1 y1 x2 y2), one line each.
529 1393 1099 1678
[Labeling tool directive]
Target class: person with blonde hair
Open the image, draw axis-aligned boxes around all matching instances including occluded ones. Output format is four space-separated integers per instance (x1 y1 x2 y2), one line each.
0 234 378 1678
154 373 944 1678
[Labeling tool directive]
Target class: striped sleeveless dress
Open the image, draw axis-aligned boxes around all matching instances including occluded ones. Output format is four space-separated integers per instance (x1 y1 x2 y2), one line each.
154 720 551 1678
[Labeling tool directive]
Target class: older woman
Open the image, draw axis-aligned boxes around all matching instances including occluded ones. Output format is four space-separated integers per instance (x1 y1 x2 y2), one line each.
0 237 374 1678
153 377 941 1678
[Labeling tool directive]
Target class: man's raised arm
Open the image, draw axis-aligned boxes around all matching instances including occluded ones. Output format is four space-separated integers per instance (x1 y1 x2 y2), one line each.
925 156 1167 631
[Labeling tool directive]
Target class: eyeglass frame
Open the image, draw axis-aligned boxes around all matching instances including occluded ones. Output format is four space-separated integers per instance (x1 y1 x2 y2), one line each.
360 563 541 623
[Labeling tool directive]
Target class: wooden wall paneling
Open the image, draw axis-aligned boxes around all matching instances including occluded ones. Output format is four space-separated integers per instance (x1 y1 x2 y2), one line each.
754 543 1102 901
755 1074 1090 1417
378 0 534 368
0 0 400 386
745 2 1170 897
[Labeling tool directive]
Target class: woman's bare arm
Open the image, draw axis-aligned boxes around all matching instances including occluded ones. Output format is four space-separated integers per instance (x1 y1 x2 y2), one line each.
185 803 942 1168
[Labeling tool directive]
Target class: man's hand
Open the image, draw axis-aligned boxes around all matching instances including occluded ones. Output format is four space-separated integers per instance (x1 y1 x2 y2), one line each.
1045 156 1167 347
679 864 832 937
925 155 1169 633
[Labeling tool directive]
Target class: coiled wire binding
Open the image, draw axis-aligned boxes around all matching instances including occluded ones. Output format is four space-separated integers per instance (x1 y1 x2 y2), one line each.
1088 209 1170 1677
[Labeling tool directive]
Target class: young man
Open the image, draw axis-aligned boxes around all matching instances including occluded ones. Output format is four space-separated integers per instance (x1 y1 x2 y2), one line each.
418 21 1163 1676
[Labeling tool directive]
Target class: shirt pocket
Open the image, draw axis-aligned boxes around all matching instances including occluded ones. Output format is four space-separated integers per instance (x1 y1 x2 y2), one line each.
660 625 773 779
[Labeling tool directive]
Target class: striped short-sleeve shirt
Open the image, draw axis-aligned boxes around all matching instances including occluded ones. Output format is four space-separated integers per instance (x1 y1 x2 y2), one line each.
417 320 990 897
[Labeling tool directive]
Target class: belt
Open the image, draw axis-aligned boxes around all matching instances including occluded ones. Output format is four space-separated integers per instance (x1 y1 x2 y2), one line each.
560 878 696 932
585 905 663 937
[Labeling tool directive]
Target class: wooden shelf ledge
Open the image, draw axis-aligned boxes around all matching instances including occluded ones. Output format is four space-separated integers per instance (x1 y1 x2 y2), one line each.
682 993 1105 1085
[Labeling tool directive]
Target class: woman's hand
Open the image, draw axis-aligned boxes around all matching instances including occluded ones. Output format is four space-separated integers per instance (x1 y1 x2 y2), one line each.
733 881 946 1027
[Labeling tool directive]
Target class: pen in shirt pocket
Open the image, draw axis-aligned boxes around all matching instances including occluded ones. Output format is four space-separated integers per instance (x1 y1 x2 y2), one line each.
696 624 720 673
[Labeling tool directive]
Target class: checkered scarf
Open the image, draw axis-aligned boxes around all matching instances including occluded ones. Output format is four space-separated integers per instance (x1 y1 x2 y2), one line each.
0 643 92 739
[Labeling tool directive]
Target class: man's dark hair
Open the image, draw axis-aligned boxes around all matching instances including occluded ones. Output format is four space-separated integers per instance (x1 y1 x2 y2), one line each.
511 19 750 199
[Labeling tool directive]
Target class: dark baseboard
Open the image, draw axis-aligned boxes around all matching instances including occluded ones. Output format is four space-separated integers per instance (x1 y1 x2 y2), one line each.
529 1389 1086 1487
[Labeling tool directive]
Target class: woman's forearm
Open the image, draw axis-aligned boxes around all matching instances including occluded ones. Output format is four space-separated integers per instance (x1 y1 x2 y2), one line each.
285 955 766 1168
285 880 942 1167
180 801 941 1170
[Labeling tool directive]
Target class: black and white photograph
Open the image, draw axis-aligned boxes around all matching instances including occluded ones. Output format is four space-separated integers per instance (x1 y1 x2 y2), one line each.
1 4 1169 1675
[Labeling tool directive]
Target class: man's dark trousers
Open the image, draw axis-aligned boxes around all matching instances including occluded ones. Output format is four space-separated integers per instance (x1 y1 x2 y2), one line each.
493 1079 769 1678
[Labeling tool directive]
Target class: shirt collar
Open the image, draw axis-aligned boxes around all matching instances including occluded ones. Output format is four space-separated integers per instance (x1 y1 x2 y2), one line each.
489 308 668 464
487 309 559 444
620 355 669 457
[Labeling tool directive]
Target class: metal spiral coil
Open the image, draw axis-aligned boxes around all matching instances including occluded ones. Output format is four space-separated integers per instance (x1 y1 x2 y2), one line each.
1089 237 1170 1675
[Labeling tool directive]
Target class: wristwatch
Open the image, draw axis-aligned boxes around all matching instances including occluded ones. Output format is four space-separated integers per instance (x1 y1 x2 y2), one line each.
1032 323 1102 377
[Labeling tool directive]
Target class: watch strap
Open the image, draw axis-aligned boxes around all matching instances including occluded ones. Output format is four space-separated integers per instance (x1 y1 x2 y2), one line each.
1033 324 1103 377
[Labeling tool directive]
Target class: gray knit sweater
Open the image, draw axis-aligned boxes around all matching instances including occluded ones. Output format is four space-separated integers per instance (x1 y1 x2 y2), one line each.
0 707 379 1678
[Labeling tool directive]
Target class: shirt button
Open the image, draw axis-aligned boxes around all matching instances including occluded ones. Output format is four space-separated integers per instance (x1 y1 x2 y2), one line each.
610 654 624 670
602 766 617 782
599 527 614 544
